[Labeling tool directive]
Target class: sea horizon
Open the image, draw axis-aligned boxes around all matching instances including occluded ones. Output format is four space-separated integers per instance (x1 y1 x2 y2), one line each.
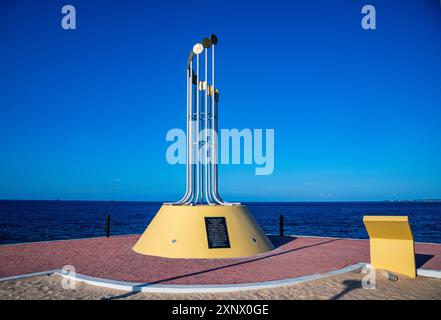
2 199 441 203
1 200 440 245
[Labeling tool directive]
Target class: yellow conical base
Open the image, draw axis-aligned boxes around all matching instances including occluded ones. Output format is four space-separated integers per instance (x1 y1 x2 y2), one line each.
133 204 274 259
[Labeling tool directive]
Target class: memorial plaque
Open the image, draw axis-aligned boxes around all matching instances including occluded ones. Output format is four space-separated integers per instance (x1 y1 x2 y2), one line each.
204 217 231 249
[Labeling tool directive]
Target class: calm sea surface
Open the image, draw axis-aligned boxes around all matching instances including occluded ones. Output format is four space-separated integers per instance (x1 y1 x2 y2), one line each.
0 201 440 245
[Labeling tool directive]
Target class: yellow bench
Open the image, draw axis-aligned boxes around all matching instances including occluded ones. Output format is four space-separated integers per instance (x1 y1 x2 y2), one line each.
363 216 416 278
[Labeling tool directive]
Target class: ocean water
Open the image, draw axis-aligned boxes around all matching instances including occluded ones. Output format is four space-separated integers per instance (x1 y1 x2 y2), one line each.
0 200 440 245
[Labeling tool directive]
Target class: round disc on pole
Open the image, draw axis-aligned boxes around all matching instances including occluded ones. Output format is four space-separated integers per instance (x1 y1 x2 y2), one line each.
202 37 212 48
210 34 218 45
193 43 203 55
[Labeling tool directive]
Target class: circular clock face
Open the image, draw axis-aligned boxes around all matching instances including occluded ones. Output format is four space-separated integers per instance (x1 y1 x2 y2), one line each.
193 43 203 55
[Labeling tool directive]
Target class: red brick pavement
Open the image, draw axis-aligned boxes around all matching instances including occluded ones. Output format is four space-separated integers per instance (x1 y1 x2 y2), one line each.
0 235 440 285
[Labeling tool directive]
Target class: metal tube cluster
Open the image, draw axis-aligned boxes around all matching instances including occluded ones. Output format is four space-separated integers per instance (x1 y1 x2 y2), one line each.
174 34 232 206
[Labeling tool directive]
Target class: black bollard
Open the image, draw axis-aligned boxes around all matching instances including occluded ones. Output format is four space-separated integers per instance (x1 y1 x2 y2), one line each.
106 214 111 238
279 214 284 237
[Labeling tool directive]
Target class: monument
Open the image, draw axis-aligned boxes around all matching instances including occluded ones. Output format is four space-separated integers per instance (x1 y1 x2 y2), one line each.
133 35 273 258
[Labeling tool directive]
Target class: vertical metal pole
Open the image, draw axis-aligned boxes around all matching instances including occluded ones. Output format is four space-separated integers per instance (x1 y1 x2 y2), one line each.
185 61 194 204
211 44 219 202
195 53 201 203
199 71 204 203
279 214 284 237
177 64 192 204
190 76 197 204
106 214 111 238
210 41 232 205
189 62 194 201
204 48 214 205
203 48 208 203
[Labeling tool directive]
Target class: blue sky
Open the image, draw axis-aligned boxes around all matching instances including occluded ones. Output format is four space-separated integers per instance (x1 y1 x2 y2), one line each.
0 0 440 202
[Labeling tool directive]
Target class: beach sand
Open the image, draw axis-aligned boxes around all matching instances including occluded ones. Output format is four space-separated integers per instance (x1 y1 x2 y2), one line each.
1 270 440 300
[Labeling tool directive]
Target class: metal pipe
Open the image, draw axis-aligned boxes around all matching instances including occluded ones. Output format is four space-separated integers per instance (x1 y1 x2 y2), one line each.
211 93 232 205
186 43 203 204
208 40 219 205
204 47 215 205
185 61 195 204
175 58 193 205
209 40 232 205
185 79 197 205
195 51 201 203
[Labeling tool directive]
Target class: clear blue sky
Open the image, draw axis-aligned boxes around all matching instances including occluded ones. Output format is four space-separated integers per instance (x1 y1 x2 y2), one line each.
1 0 440 202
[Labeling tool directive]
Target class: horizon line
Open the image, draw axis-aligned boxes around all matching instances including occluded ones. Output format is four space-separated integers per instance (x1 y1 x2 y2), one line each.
1 198 441 203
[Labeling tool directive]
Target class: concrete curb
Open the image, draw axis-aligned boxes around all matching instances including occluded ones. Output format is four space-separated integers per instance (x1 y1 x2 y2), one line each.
2 264 440 293
417 269 441 279
54 263 367 293
0 270 59 282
